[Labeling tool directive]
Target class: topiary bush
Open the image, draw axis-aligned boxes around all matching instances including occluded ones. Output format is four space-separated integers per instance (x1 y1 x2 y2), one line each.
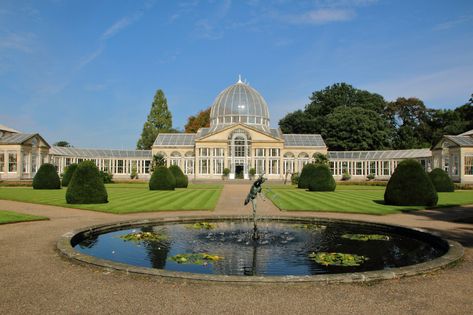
308 164 336 192
66 161 108 204
149 166 176 190
33 163 61 189
298 163 317 189
429 168 454 192
169 165 188 188
61 163 78 187
99 170 113 184
384 159 438 206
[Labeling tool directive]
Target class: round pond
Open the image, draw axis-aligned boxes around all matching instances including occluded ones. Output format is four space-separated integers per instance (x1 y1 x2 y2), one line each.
59 216 463 282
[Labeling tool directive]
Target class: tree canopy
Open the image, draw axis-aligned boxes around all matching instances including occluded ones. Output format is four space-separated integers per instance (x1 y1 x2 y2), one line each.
279 83 472 151
137 89 174 150
324 107 393 150
184 107 211 133
53 141 72 147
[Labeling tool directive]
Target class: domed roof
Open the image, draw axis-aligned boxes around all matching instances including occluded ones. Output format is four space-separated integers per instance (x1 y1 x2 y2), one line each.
209 78 270 131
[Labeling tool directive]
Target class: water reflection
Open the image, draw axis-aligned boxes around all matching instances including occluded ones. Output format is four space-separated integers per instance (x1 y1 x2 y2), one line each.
74 221 446 276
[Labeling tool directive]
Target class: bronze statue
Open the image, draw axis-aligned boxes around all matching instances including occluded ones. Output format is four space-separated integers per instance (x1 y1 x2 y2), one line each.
244 174 266 205
245 173 266 240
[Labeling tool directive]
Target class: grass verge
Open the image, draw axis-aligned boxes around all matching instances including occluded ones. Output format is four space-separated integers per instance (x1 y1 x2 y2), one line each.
264 186 473 215
0 185 222 214
0 210 48 224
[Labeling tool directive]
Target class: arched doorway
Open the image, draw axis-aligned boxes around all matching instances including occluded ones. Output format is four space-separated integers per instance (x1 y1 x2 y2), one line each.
228 129 251 179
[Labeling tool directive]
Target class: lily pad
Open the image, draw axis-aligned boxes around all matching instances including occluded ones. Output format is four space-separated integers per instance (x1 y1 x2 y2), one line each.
119 231 167 242
296 224 327 231
187 222 217 230
170 253 224 265
309 252 369 266
341 234 390 241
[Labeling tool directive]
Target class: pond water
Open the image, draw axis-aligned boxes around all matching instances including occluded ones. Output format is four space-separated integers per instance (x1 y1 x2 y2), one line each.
73 219 447 276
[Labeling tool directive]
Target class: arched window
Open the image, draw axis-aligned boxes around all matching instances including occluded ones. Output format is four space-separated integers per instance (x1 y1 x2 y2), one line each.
170 151 181 167
283 152 295 174
298 152 309 171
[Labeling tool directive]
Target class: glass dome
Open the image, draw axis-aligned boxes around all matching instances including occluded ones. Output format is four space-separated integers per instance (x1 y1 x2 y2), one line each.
209 78 270 131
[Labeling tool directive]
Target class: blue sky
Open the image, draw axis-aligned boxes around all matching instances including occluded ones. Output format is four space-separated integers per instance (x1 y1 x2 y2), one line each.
1 0 472 149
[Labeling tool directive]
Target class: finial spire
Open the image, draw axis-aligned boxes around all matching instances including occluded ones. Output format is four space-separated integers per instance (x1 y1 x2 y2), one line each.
237 74 243 84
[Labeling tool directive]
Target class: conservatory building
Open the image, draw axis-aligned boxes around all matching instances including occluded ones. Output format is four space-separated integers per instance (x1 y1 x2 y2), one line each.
0 78 472 183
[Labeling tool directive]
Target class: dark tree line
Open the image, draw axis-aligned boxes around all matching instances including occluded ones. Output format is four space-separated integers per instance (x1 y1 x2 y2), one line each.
279 83 472 151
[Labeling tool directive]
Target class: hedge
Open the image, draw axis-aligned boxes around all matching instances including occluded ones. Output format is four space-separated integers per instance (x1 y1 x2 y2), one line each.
169 165 188 188
384 159 438 206
149 166 176 190
428 168 454 192
33 163 61 189
308 164 336 191
61 163 78 187
298 164 317 189
66 161 108 204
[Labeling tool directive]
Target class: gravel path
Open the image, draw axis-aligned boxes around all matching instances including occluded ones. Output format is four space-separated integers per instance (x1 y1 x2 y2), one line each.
1 184 473 314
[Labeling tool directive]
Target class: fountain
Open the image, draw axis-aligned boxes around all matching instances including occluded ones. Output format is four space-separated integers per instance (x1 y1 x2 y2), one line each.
57 177 463 283
244 173 266 240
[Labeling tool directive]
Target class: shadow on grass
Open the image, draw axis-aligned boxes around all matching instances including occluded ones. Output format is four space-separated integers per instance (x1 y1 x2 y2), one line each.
372 200 421 212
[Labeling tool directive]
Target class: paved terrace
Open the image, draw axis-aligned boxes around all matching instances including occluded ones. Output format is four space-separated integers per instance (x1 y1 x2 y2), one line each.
1 184 473 314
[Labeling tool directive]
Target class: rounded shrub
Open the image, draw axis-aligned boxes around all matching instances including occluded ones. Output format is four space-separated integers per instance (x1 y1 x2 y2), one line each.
429 168 454 192
61 163 78 187
298 163 317 189
308 164 336 192
66 161 108 204
384 159 438 206
33 163 61 189
149 166 176 190
169 165 188 188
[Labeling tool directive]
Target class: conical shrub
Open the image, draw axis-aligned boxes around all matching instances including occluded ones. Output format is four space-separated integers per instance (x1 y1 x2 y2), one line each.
66 161 108 204
149 166 176 190
61 163 78 187
429 168 454 192
169 165 188 188
384 159 438 206
33 163 61 189
298 163 317 189
308 164 336 191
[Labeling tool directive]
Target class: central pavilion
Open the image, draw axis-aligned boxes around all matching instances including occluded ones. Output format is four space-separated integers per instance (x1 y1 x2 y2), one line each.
153 78 326 179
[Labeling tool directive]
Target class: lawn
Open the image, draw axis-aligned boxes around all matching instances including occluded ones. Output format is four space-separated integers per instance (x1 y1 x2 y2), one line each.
0 210 48 225
264 185 473 215
0 184 223 214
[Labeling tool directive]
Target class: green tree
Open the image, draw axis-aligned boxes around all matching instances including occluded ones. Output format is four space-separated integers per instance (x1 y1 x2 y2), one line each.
279 83 392 147
386 97 431 149
137 89 173 150
313 153 328 165
323 107 392 150
428 109 468 145
53 141 72 147
150 153 166 172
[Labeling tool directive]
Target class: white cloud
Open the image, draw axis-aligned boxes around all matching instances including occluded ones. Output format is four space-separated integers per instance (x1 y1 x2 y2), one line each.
102 11 144 40
77 45 105 70
280 8 355 24
434 15 473 31
0 32 36 53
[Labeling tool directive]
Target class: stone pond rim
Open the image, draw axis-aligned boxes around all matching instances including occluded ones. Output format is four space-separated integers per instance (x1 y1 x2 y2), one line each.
57 216 464 284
